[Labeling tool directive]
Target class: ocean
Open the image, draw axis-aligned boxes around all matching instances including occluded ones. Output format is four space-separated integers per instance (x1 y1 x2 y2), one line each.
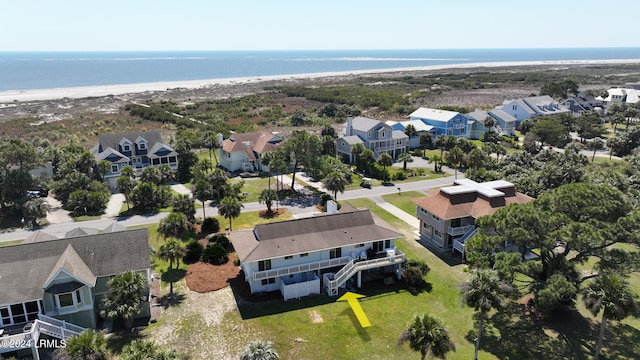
1 48 640 92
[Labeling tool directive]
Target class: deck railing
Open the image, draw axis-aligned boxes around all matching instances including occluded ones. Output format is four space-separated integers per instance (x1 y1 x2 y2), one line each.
325 250 405 296
253 256 352 281
0 315 85 353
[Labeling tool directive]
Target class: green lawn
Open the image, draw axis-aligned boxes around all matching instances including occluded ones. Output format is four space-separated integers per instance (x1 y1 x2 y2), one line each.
230 177 270 203
381 191 426 214
0 239 23 247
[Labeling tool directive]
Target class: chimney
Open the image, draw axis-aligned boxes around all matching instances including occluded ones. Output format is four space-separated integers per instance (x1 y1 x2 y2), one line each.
326 200 338 215
217 133 224 144
346 117 353 136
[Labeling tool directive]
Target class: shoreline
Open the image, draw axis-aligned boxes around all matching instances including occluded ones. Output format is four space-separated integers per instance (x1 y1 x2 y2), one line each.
2 59 640 103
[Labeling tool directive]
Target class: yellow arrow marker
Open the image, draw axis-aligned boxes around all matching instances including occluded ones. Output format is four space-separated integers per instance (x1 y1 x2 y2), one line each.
337 292 371 328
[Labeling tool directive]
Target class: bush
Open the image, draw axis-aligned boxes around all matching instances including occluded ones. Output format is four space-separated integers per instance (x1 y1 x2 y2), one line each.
233 258 240 266
393 169 407 180
206 233 231 250
183 240 204 264
318 193 333 207
203 243 228 265
201 217 220 233
402 260 430 289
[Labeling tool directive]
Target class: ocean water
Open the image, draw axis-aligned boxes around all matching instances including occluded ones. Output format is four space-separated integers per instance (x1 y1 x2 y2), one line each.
1 48 640 92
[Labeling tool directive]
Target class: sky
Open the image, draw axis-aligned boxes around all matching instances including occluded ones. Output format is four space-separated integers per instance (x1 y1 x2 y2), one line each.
2 0 640 52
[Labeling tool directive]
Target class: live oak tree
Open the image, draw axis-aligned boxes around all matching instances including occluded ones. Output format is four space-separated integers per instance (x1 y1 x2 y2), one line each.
466 183 639 314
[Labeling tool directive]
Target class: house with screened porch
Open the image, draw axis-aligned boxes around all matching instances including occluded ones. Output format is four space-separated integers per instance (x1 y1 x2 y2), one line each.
230 205 406 300
412 179 533 258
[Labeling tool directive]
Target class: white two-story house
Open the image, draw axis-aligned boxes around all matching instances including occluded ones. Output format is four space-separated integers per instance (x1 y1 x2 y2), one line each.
91 131 178 191
336 116 409 162
230 206 405 300
413 179 532 257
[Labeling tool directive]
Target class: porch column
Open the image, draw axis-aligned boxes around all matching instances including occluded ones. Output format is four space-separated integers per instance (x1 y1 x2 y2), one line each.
397 264 402 280
31 343 40 360
357 271 362 288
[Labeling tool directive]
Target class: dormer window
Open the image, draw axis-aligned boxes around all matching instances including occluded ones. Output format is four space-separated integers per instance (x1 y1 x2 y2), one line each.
122 144 131 152
138 142 146 150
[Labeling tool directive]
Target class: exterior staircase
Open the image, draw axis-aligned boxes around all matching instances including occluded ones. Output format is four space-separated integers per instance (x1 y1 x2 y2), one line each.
452 226 479 258
324 250 405 296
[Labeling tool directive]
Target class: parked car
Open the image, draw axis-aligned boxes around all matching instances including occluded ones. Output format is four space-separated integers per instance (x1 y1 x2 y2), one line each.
360 181 372 189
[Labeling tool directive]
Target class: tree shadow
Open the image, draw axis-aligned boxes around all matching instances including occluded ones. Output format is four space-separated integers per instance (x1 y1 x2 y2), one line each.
160 268 187 284
406 280 433 296
160 292 186 308
105 330 143 356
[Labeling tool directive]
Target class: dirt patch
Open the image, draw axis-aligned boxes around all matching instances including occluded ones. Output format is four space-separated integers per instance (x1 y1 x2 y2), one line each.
185 255 240 293
309 310 324 323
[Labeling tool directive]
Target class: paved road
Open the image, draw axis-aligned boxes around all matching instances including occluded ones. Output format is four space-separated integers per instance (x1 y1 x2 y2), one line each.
0 173 459 243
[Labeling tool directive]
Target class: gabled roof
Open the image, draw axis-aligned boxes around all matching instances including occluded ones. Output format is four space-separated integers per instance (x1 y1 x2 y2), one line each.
103 221 127 233
412 179 533 220
466 109 490 124
410 108 460 122
98 131 164 153
44 244 96 288
231 209 402 263
350 116 385 132
340 135 364 146
392 130 409 139
502 99 537 116
487 109 516 125
65 227 99 238
148 142 177 157
0 228 150 305
93 147 129 163
222 131 284 155
23 230 58 244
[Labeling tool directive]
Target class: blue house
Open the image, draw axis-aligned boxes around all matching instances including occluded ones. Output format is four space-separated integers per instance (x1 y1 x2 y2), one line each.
409 108 467 137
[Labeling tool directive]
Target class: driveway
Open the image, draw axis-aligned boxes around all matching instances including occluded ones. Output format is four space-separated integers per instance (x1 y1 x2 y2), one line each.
103 193 125 218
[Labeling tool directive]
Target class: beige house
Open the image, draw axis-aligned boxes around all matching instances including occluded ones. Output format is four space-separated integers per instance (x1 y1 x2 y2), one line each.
218 131 284 172
413 179 532 255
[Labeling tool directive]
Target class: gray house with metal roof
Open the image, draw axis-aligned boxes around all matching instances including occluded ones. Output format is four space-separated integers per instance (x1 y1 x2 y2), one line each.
231 207 405 299
91 131 178 191
0 228 151 332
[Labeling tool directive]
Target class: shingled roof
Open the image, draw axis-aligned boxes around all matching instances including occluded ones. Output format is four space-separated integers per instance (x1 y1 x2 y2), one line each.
412 179 533 220
97 131 164 153
221 131 283 155
231 209 402 263
0 228 150 305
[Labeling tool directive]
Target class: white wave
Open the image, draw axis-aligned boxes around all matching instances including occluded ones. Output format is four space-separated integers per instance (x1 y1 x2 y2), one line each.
291 57 469 62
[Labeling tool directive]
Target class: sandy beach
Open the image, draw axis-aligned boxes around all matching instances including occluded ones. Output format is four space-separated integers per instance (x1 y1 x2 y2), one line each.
3 59 640 103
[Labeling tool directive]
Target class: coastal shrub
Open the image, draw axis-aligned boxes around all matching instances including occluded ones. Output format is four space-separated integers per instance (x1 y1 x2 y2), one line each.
201 217 220 233
393 169 407 181
402 260 431 289
183 240 204 264
206 233 231 250
203 243 228 265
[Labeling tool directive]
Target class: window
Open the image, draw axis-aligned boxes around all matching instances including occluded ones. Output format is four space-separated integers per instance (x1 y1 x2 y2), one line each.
284 255 293 260
396 140 403 145
512 105 517 110
355 244 364 248
432 214 441 222
122 144 131 152
300 253 309 257
10 304 26 324
258 259 271 271
261 278 275 285
447 129 453 135
24 301 39 321
373 241 384 253
138 142 146 150
385 239 391 249
0 307 10 326
168 156 177 163
423 222 428 229
152 158 160 165
111 164 119 173
329 247 342 259
57 289 82 308
434 229 442 238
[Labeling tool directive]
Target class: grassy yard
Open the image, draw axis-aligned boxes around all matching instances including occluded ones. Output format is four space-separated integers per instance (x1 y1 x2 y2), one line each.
381 191 427 214
131 196 640 359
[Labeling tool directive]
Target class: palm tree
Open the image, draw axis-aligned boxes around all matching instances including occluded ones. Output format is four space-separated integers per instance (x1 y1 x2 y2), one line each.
419 133 433 157
398 152 413 171
203 131 220 167
404 124 418 139
377 153 393 184
157 212 189 240
55 330 108 360
467 148 485 181
192 178 213 218
588 137 605 162
435 134 448 156
398 313 456 360
158 239 187 297
259 188 278 215
23 198 49 227
323 170 349 201
261 151 275 189
171 193 196 222
446 146 464 179
218 195 243 231
430 154 443 173
351 142 365 168
117 175 136 210
240 340 279 360
483 116 497 133
583 273 638 360
101 271 147 330
121 339 181 360
360 148 376 174
461 269 513 360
